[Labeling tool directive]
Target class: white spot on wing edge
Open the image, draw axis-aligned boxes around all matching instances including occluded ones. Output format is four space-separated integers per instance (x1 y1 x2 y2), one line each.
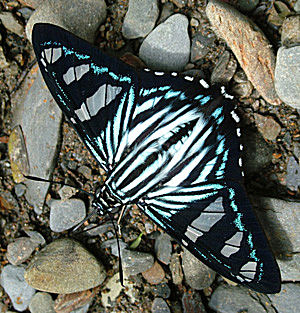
171 72 178 76
221 86 234 99
236 128 241 137
154 71 164 76
40 58 47 68
239 158 242 167
199 79 209 88
231 110 240 123
144 68 150 72
184 76 193 81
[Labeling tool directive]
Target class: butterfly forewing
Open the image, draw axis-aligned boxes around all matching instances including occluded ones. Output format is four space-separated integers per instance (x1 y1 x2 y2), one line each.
32 23 281 294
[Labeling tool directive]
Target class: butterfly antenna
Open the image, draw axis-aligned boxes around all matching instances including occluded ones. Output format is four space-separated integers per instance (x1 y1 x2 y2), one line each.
107 209 124 287
24 175 94 197
71 209 98 234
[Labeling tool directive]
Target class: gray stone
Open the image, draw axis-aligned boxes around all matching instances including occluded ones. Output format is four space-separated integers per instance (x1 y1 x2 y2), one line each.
281 16 300 46
14 183 26 197
0 265 36 312
29 292 55 313
122 249 154 276
18 7 34 21
209 285 268 313
242 128 273 174
191 33 214 63
71 303 90 313
182 249 216 290
232 81 253 98
268 283 300 313
7 237 37 265
139 14 190 71
152 283 171 299
211 50 237 84
157 2 174 24
237 0 259 12
84 222 114 236
77 165 92 180
0 46 9 68
24 239 106 293
155 233 172 265
49 198 86 232
275 46 300 109
26 0 107 43
15 70 62 214
151 298 170 313
253 197 300 281
295 0 300 12
58 185 77 200
24 230 46 246
122 0 159 39
182 292 206 313
101 239 127 257
170 253 183 285
286 156 300 192
0 12 24 36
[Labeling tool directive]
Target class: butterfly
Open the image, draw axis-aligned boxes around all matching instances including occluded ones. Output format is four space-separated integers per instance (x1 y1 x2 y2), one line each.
32 23 281 294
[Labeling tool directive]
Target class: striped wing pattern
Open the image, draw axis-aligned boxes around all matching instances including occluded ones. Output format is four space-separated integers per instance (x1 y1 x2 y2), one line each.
32 23 281 293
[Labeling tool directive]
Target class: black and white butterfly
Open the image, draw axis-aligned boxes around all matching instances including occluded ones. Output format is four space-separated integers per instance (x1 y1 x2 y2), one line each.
32 23 281 294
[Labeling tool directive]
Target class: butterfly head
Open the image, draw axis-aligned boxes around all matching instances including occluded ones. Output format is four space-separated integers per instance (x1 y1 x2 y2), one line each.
92 185 121 216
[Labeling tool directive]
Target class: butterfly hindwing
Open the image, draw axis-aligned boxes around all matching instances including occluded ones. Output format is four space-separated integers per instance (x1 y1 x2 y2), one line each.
32 23 281 294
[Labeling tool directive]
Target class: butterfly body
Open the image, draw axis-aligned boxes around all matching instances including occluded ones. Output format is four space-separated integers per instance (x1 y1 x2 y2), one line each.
32 23 281 294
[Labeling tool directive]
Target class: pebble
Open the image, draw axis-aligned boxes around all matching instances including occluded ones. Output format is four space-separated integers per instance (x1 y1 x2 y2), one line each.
29 292 55 313
6 237 37 265
170 0 187 8
157 2 174 24
142 261 165 285
182 249 216 290
58 185 77 200
206 0 281 105
0 265 36 312
13 70 62 214
18 7 34 21
169 253 183 285
155 233 172 265
26 0 107 43
231 81 253 98
0 46 9 68
24 239 106 293
275 46 300 109
209 285 268 313
237 0 259 12
84 222 114 236
101 273 123 307
152 283 171 299
101 238 127 257
190 33 214 63
281 16 300 47
182 291 206 313
122 249 154 276
139 14 190 71
254 113 281 141
49 198 86 232
14 183 26 197
77 165 92 180
122 0 159 39
24 230 46 246
286 156 300 192
211 50 237 84
0 12 24 36
151 297 171 313
295 0 300 12
242 127 274 174
253 197 300 281
268 283 300 313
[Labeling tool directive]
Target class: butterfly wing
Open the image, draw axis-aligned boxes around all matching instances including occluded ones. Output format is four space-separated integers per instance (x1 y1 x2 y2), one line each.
32 23 281 293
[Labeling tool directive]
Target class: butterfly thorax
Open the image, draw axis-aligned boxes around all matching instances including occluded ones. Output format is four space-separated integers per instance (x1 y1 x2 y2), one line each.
92 185 122 215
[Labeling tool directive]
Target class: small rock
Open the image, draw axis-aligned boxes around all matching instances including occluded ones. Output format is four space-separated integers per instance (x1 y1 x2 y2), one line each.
190 33 214 63
145 221 154 234
71 302 90 313
139 14 190 71
157 2 174 24
295 0 300 12
281 15 300 47
29 292 55 313
0 265 36 312
58 185 77 200
54 289 94 313
26 0 107 43
0 46 9 68
24 230 46 246
209 285 267 313
253 197 300 281
49 198 86 232
254 113 281 141
84 222 114 236
151 297 171 313
122 249 154 276
286 156 300 192
232 81 253 98
206 0 281 105
152 283 171 299
122 0 159 39
14 183 26 197
18 7 34 21
101 273 123 307
24 239 106 293
101 239 127 257
7 237 37 265
211 50 237 84
0 12 24 36
142 261 165 285
170 0 187 8
155 233 172 265
268 283 300 313
169 253 183 285
275 46 300 109
77 165 92 180
237 0 259 12
182 291 206 313
182 249 216 290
